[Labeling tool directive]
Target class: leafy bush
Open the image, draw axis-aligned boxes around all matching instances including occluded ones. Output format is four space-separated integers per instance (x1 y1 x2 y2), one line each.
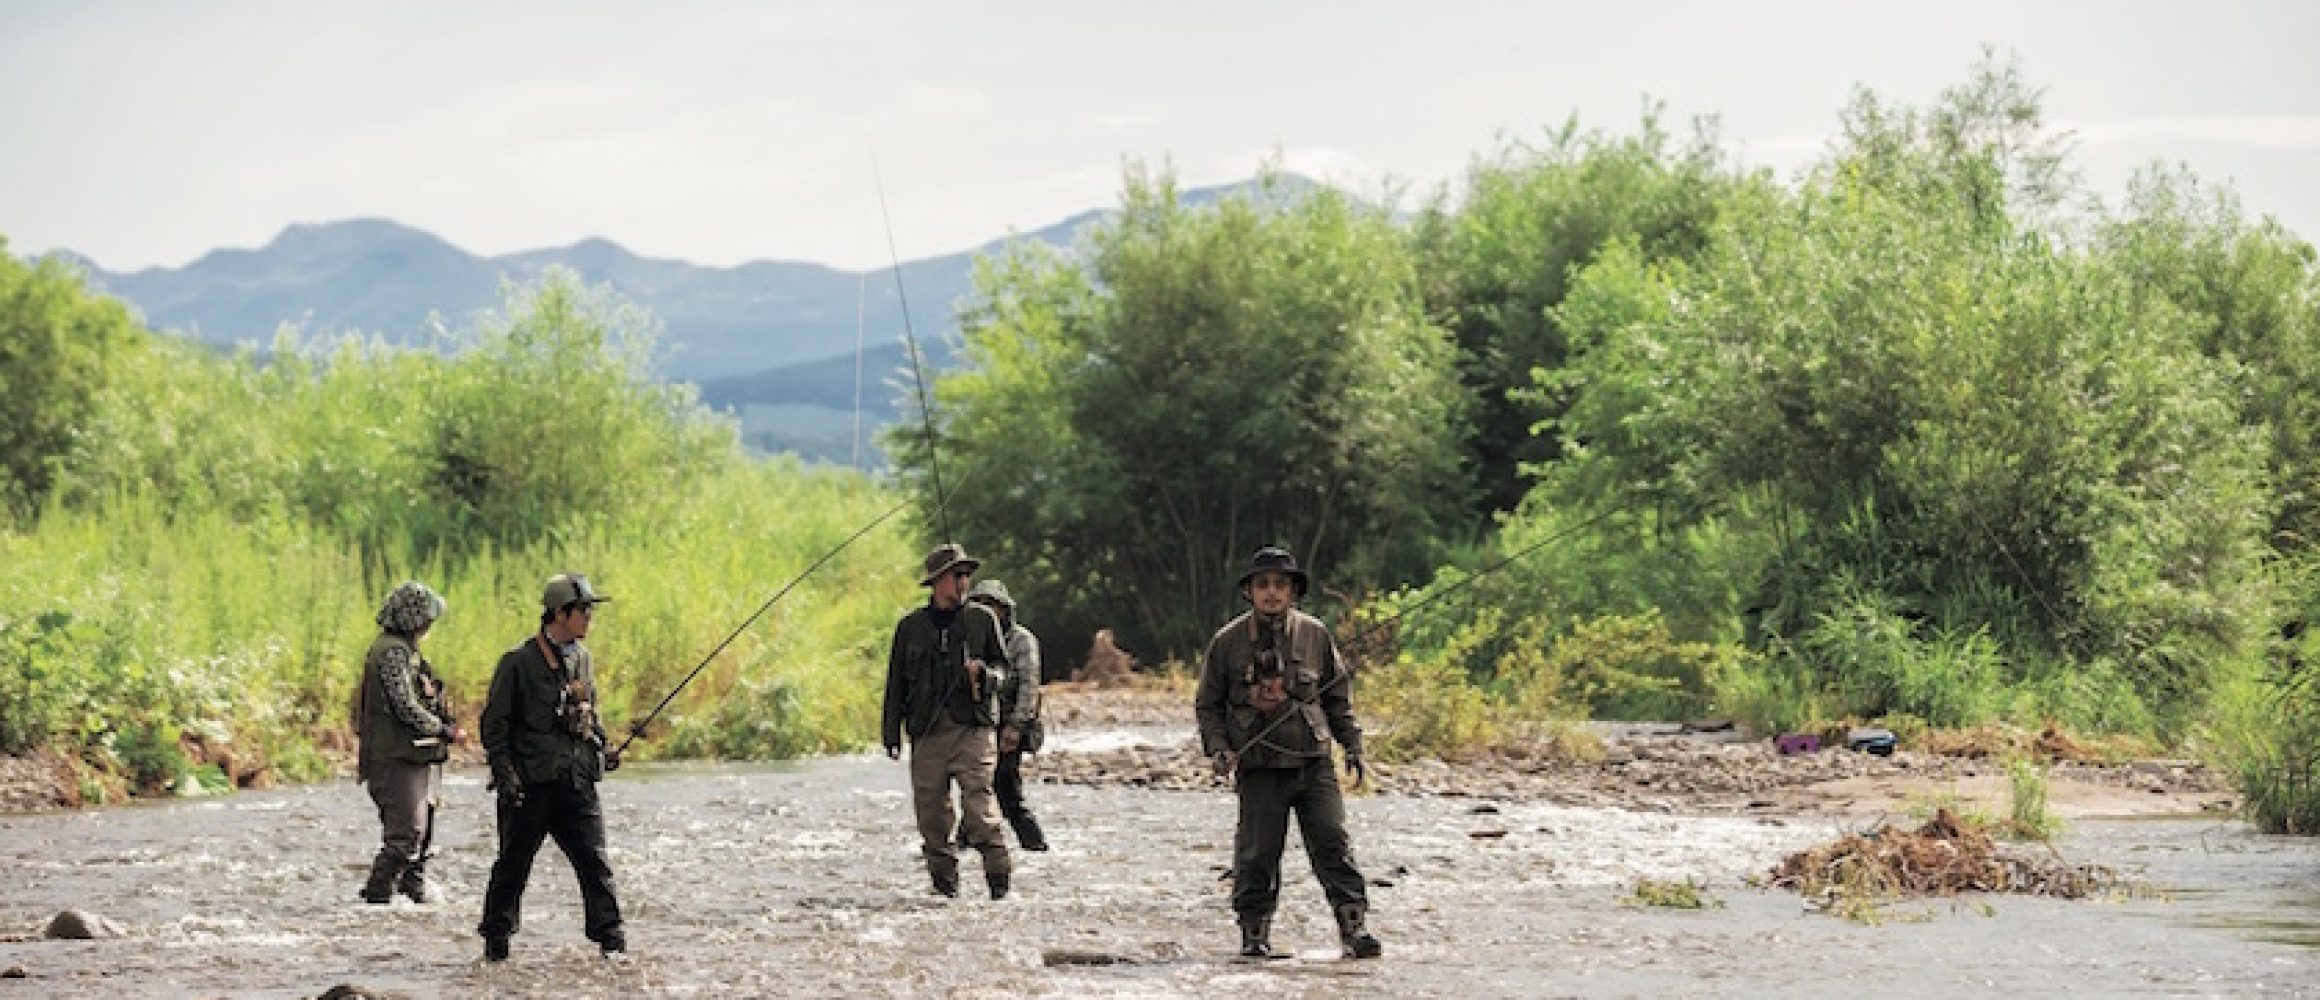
894 166 1473 660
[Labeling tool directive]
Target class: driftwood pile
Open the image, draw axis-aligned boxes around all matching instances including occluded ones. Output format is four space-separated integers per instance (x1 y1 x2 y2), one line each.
1768 808 2120 903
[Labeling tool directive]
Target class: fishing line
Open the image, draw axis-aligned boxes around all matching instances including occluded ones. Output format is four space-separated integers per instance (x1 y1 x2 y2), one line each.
870 148 952 542
617 158 963 754
1223 501 1632 767
615 467 974 756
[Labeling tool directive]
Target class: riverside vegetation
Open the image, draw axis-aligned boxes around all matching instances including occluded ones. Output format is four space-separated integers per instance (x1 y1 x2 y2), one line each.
5 57 2319 835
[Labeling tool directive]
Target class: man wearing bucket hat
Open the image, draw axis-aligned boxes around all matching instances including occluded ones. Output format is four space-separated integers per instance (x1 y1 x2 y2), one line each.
964 578 1048 852
1194 545 1382 961
882 543 1016 899
477 572 627 961
355 580 457 905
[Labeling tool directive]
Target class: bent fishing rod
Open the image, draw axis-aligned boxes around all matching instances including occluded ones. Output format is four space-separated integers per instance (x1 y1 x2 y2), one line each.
613 476 963 756
617 157 961 756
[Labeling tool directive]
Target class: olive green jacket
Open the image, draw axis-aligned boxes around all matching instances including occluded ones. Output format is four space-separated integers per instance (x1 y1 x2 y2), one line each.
1194 608 1363 769
882 602 1009 749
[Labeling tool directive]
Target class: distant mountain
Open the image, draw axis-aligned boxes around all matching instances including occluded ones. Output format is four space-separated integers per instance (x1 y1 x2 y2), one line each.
64 218 1020 381
46 174 1320 460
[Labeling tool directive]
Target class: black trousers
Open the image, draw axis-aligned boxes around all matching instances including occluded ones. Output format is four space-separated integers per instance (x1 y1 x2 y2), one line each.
994 748 1033 825
1231 759 1367 920
478 779 623 947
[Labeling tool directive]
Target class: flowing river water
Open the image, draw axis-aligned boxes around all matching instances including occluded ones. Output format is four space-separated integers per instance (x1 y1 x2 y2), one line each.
3 726 2317 998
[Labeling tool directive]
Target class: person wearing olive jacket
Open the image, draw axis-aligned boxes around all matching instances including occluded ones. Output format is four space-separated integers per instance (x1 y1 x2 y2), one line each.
476 573 626 962
882 543 1014 900
1194 545 1382 961
355 580 459 905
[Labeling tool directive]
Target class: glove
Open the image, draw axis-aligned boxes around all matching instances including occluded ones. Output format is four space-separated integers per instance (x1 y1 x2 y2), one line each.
1211 750 1236 779
490 760 526 810
1344 754 1368 789
602 748 621 773
999 726 1021 754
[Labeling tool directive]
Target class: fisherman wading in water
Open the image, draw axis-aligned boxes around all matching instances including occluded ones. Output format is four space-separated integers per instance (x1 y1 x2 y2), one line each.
1194 545 1383 960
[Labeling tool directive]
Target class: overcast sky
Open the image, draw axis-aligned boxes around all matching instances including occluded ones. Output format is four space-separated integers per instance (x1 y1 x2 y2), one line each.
3 1 2315 272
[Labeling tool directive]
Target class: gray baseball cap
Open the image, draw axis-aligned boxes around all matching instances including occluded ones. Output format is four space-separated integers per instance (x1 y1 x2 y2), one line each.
542 572 613 609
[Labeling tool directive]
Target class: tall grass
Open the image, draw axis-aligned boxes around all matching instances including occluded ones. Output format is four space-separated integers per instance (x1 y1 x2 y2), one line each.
0 463 915 785
1 269 921 798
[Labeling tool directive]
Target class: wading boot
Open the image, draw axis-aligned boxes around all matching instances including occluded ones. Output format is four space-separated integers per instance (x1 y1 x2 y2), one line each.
1236 916 1273 960
930 866 960 898
987 872 1010 900
395 860 438 904
1010 812 1049 853
1333 902 1383 960
482 936 509 962
359 848 406 905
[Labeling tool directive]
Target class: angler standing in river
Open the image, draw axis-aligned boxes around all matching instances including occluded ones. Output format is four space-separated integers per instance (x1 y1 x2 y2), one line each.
355 581 459 905
965 578 1048 852
1195 545 1383 960
883 543 1015 899
477 573 626 961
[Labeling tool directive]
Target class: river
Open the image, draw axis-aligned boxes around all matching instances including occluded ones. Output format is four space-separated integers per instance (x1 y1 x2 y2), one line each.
2 730 2315 998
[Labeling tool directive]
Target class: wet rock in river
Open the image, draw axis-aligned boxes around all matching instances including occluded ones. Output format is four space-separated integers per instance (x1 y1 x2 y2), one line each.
1042 949 1141 966
42 910 124 940
1 965 24 978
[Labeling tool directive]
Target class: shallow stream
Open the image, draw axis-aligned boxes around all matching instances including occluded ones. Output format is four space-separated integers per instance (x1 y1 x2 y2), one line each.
2 728 2314 997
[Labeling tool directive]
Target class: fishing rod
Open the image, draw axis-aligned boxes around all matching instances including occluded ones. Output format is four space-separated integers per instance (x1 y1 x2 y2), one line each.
614 468 973 756
1218 500 1633 778
615 160 963 755
870 149 953 542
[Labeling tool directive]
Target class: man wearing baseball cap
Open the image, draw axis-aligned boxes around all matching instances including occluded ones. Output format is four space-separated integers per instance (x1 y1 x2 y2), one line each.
477 572 627 961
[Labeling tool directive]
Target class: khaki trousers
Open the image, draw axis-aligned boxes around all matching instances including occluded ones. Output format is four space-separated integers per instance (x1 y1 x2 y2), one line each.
910 716 1011 880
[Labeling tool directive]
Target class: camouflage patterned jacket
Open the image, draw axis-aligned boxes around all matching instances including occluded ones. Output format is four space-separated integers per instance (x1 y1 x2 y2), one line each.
997 619 1042 729
358 633 451 776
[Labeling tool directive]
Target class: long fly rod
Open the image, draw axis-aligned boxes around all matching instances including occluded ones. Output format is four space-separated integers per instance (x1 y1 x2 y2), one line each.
870 148 952 542
616 158 963 755
614 467 973 756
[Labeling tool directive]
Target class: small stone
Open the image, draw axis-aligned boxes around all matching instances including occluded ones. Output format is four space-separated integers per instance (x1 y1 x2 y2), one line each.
41 910 124 940
2 965 25 978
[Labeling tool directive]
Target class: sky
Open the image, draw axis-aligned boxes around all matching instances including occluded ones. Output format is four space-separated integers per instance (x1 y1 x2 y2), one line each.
3 1 2315 273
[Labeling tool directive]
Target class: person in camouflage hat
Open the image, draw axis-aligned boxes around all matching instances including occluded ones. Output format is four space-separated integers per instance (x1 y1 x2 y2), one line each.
355 580 459 905
476 572 626 961
964 578 1047 852
1194 545 1382 960
882 543 1015 899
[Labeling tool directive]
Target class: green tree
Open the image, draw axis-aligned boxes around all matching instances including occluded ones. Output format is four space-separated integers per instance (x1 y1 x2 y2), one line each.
1394 61 2273 736
1413 110 1739 517
0 245 145 517
891 167 1473 659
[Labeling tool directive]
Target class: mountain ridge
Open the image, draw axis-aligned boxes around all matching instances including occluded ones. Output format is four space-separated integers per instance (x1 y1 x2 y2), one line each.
40 174 1320 460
